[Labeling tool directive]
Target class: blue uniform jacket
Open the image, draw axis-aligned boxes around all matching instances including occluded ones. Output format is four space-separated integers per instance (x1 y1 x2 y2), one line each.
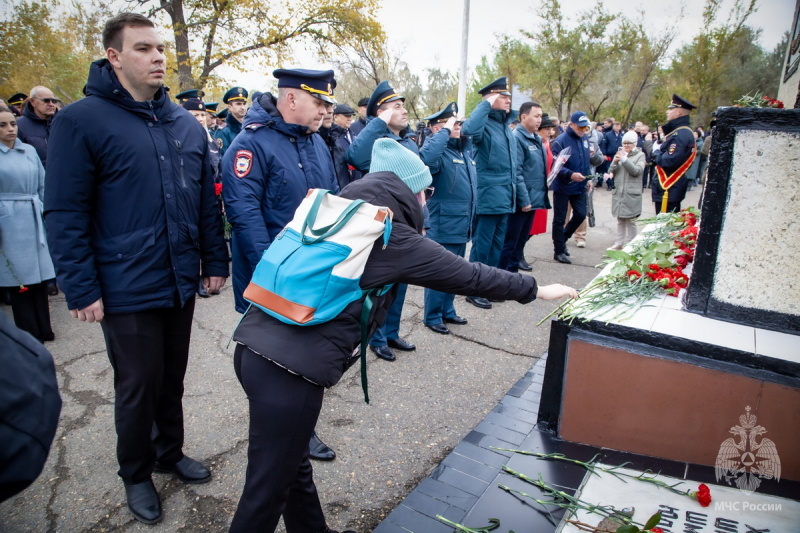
213 113 242 157
345 116 420 173
551 127 591 196
601 129 623 157
222 92 339 313
420 129 477 244
460 99 517 215
44 59 229 314
513 126 551 210
652 115 695 204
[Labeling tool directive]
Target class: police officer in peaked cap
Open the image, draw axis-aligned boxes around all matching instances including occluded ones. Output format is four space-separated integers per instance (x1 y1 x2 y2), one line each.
214 87 249 156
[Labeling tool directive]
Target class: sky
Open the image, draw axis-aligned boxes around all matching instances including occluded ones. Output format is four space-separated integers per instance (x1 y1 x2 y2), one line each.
221 0 796 91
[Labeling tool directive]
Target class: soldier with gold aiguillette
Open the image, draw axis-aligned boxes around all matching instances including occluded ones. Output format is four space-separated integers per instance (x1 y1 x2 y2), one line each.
652 94 697 213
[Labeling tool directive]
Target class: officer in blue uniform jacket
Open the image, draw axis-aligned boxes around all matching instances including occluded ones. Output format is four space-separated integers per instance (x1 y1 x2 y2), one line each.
345 81 420 361
214 86 248 157
499 101 550 272
652 94 697 213
221 69 338 315
550 111 594 264
459 76 518 310
419 102 477 335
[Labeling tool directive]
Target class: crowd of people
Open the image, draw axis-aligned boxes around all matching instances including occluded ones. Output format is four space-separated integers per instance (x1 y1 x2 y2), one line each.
1 11 707 533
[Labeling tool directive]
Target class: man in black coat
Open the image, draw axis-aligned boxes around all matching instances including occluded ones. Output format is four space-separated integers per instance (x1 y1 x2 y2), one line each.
44 13 228 524
652 94 697 213
16 86 57 167
229 138 577 532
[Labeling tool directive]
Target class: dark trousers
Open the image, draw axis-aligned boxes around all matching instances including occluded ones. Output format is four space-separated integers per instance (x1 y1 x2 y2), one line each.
8 281 53 341
100 298 195 483
551 191 586 255
499 210 535 272
655 201 681 214
424 242 466 325
231 344 326 533
642 164 652 188
370 283 407 346
469 213 509 268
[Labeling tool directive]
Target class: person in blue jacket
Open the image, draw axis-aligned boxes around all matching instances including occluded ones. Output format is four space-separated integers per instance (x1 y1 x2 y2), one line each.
15 85 57 167
213 86 248 157
500 101 551 272
43 13 229 524
550 111 595 264
600 120 623 190
419 102 477 335
345 81 419 362
459 77 518 309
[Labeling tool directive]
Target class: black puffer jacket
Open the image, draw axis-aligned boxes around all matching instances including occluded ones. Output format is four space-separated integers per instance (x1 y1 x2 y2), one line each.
233 172 538 387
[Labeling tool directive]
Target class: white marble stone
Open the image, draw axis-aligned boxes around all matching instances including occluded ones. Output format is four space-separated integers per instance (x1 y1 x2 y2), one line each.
711 129 800 316
559 465 800 533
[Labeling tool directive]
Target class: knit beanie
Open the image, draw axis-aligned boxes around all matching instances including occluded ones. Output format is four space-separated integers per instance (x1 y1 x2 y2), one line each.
369 138 432 194
622 131 638 144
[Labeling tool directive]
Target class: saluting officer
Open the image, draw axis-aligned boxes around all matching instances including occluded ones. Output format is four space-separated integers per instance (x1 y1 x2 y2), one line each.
419 102 476 335
214 86 248 157
652 94 697 213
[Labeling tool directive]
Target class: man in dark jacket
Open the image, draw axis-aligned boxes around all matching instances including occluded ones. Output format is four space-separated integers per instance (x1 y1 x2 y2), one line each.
325 103 361 190
16 86 57 167
600 121 623 190
652 94 697 213
419 102 477 335
550 111 595 264
460 77 518 309
44 13 229 524
213 86 248 157
348 96 369 137
229 137 577 532
500 101 550 273
346 81 420 362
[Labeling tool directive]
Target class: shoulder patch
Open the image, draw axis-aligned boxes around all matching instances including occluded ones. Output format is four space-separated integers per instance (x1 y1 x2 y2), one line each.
216 138 224 149
234 150 253 178
668 143 677 154
245 123 264 131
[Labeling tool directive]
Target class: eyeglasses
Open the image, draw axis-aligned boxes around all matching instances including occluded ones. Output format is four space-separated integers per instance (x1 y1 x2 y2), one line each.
35 97 60 104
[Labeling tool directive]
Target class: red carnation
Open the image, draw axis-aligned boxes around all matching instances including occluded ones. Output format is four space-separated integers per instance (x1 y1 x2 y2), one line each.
674 255 689 267
648 264 660 272
651 529 665 533
627 270 642 282
691 483 712 507
19 285 28 293
215 183 223 196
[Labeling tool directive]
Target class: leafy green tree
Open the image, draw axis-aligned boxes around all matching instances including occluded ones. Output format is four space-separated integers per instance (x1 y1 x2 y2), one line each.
131 0 384 91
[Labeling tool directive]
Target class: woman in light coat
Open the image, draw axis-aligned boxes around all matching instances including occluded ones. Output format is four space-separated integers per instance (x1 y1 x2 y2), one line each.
607 130 646 250
0 107 55 341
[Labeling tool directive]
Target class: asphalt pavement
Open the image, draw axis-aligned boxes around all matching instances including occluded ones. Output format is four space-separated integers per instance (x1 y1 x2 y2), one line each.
0 184 703 532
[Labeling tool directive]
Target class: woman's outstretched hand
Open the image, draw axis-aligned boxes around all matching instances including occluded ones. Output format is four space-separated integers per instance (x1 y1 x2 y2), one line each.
537 284 578 300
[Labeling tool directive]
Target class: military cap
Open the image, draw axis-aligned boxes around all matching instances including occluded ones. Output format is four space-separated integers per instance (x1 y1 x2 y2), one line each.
367 81 405 118
8 93 27 106
333 104 356 116
423 101 458 124
175 89 205 101
205 102 219 112
667 94 696 110
357 97 369 108
478 76 511 96
223 87 248 104
539 114 557 130
217 108 229 120
181 98 205 112
273 69 336 104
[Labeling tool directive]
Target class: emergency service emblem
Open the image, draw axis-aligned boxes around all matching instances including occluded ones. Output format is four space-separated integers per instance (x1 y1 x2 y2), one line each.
715 406 781 495
668 143 677 154
216 138 223 149
234 150 253 178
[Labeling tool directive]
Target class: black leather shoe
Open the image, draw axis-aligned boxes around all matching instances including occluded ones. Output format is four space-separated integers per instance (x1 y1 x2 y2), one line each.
309 431 336 461
371 345 396 361
465 296 492 309
387 337 416 351
124 479 162 524
154 456 211 484
518 259 533 271
426 323 450 335
46 281 59 296
487 298 505 303
443 315 468 325
554 253 572 264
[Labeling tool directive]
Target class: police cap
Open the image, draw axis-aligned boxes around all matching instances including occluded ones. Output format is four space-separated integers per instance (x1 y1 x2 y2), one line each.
273 69 336 104
357 97 369 108
333 104 356 116
176 89 205 101
181 98 205 112
223 87 248 104
668 94 696 111
8 93 27 106
205 102 219 112
478 76 511 96
217 108 229 120
367 81 405 118
423 101 458 124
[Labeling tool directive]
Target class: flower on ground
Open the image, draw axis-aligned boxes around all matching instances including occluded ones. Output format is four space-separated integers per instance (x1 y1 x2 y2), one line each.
690 483 712 507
